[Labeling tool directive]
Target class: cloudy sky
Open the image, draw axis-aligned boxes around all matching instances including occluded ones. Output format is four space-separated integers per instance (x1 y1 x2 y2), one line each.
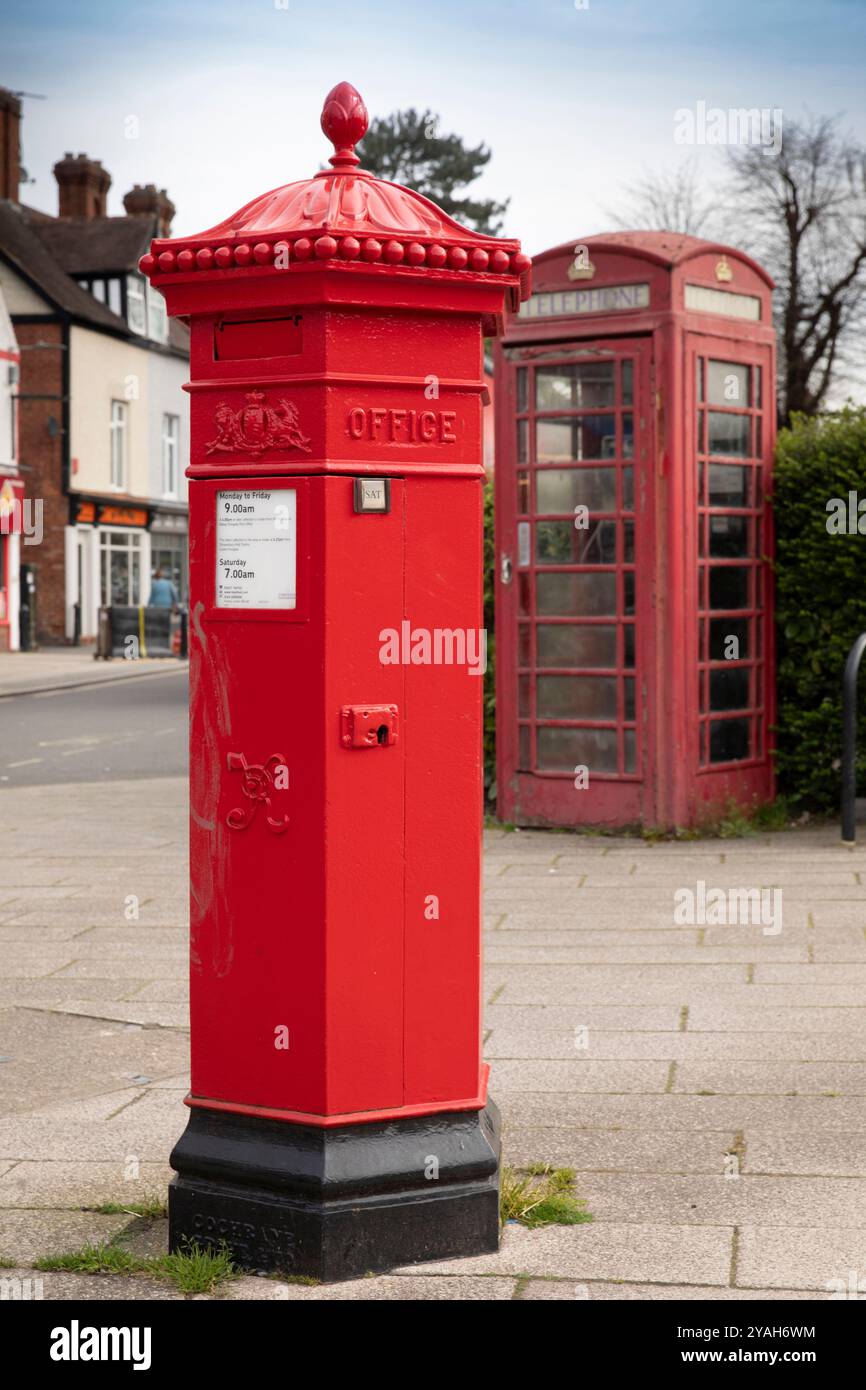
3 0 865 253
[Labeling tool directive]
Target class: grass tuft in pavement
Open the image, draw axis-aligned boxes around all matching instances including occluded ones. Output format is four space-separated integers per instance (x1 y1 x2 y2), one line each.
36 1242 140 1276
88 1197 168 1219
158 1239 237 1294
500 1164 592 1229
35 1235 238 1294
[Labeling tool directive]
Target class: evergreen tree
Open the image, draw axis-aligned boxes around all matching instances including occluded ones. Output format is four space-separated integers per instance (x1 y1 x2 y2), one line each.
358 108 509 236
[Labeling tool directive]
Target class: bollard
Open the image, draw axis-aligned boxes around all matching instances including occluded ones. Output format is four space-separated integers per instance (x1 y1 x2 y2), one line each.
841 632 866 844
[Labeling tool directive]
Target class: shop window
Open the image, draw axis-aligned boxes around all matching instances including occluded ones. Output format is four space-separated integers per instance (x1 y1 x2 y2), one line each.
151 535 189 603
100 529 143 606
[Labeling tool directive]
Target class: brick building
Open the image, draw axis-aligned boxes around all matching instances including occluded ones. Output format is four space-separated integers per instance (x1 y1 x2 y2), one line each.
0 87 189 645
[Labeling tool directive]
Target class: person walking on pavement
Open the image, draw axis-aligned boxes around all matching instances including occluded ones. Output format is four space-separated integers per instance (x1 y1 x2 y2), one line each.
149 568 180 608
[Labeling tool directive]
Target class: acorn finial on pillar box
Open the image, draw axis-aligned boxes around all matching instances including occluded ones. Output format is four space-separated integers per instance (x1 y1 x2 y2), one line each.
321 81 369 170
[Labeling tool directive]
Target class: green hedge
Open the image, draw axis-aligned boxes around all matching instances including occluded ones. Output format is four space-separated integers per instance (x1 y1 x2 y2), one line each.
773 407 866 808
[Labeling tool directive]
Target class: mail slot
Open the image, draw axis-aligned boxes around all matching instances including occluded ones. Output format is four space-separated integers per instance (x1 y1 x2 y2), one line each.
213 315 303 361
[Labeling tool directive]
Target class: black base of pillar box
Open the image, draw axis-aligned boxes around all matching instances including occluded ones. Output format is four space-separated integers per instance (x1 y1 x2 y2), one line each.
168 1098 501 1283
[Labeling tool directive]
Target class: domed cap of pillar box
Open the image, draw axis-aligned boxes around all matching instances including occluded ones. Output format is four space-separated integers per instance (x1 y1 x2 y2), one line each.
138 82 531 309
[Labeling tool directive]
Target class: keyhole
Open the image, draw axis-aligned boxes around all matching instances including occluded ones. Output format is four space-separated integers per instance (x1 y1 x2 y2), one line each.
376 725 389 745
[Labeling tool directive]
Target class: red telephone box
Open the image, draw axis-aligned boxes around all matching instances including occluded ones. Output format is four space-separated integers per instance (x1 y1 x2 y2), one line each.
494 233 776 830
139 83 529 1281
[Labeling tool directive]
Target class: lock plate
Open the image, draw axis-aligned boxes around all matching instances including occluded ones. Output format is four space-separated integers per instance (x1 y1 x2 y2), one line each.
340 704 399 749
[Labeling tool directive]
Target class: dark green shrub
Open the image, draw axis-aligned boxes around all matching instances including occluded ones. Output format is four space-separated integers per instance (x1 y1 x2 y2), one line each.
773 407 866 808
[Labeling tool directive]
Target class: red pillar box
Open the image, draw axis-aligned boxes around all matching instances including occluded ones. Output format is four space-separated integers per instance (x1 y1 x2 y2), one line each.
494 234 776 830
140 83 530 1281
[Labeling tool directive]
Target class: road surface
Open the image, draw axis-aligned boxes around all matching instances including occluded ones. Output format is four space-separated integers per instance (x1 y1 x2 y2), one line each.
0 669 187 787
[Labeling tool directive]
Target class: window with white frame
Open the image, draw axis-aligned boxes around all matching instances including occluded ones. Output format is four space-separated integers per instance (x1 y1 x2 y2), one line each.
126 274 147 335
99 528 143 606
162 413 179 496
146 283 168 344
110 400 127 489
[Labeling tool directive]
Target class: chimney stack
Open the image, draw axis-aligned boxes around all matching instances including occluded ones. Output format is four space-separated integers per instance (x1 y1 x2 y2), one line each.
54 152 111 219
0 88 22 203
123 183 175 238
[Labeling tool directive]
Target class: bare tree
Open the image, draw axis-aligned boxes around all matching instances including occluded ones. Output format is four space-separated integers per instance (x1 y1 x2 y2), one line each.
610 120 866 421
607 156 718 238
725 116 866 423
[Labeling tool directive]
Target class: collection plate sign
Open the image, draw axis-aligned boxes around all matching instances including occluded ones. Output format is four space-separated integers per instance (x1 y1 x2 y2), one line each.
216 489 297 609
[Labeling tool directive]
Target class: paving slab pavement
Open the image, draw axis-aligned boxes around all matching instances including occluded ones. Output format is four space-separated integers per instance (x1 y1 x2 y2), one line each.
1 776 863 1300
0 649 186 698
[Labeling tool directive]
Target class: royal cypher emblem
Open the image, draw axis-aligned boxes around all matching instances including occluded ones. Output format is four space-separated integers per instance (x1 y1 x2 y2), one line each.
226 752 289 835
206 390 311 458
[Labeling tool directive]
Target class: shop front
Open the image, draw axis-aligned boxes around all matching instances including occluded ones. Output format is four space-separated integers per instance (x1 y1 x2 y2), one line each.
150 509 189 604
67 495 189 640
